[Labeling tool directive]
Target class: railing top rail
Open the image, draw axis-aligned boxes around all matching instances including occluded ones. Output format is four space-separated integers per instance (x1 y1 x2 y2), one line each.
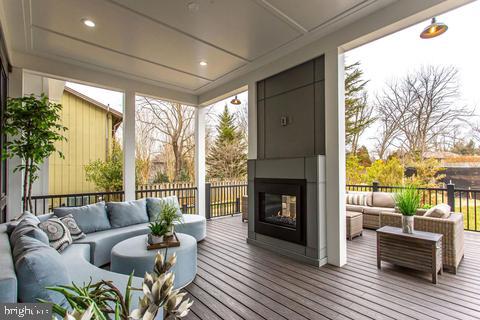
346 184 448 191
136 187 197 193
210 184 247 188
30 191 125 199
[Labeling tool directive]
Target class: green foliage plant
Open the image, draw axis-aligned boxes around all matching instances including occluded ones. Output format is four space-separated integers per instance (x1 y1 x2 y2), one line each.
149 220 168 237
44 251 193 320
160 203 183 229
3 94 67 211
85 141 123 192
395 185 421 216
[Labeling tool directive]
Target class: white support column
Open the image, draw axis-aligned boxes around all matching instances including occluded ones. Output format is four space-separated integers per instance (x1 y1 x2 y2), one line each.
195 106 206 217
6 68 24 219
247 81 257 160
325 48 347 267
123 90 136 201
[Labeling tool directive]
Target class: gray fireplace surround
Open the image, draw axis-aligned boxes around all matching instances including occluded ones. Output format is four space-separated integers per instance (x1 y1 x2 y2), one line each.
247 157 327 266
247 55 327 266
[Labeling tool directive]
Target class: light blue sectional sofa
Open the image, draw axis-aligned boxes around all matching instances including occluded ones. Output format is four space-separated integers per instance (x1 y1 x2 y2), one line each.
0 196 206 315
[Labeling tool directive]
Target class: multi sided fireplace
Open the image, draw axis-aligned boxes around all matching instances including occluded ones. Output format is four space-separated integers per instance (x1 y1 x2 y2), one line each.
254 178 306 245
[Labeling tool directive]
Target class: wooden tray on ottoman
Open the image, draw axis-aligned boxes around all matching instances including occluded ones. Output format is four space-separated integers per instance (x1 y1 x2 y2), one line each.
147 233 181 250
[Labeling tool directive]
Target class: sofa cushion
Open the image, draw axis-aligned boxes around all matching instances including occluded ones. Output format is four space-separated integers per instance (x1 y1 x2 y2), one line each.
107 199 149 228
9 218 49 247
13 235 70 306
372 192 395 208
0 225 17 303
424 204 451 219
146 196 182 221
6 212 40 236
56 214 86 241
54 202 111 234
346 204 365 213
174 214 206 241
38 217 73 252
363 206 396 215
75 223 150 266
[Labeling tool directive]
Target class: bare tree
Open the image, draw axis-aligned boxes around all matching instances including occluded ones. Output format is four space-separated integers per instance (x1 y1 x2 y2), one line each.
136 96 195 182
374 65 471 159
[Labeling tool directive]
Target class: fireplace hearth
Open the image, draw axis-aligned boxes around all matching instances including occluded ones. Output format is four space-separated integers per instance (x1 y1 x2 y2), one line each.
254 178 306 245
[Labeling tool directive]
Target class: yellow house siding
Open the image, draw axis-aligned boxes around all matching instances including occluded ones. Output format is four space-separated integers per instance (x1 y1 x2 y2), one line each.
48 90 114 194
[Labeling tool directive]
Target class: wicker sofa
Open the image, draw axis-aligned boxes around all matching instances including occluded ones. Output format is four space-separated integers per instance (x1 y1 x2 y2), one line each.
380 211 464 273
346 191 396 229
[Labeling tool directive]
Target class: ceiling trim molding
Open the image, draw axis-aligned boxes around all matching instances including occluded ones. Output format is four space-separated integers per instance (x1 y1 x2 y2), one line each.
107 0 251 63
253 0 309 33
12 50 199 105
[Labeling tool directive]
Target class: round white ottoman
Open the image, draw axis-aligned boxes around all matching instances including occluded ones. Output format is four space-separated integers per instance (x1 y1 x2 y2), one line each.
110 233 197 289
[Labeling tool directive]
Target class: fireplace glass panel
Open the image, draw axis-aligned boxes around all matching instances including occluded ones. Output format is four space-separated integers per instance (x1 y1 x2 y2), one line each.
262 193 297 229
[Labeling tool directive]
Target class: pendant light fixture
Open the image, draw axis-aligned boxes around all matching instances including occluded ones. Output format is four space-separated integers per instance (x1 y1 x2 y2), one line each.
420 17 448 39
230 95 241 105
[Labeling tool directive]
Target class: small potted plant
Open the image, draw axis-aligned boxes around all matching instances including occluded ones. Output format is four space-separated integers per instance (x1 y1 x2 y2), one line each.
159 203 183 237
395 185 421 234
148 220 168 244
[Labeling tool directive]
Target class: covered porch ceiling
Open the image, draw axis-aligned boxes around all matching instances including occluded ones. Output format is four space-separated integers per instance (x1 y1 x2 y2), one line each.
0 0 439 102
0 0 473 105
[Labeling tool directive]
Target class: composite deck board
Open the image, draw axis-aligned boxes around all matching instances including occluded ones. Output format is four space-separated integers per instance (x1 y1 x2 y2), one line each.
183 216 480 320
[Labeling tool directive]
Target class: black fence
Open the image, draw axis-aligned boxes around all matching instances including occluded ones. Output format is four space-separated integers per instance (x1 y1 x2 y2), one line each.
347 182 480 231
29 191 125 215
136 187 197 214
27 183 249 218
205 183 248 219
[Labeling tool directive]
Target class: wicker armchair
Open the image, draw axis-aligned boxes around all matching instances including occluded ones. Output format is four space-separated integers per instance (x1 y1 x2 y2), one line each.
379 212 465 273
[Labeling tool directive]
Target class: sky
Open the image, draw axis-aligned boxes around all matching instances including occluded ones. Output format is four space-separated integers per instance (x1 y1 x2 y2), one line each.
346 1 480 151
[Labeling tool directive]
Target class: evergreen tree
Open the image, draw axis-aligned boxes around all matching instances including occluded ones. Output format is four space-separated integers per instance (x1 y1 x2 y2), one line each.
345 62 375 154
207 105 247 180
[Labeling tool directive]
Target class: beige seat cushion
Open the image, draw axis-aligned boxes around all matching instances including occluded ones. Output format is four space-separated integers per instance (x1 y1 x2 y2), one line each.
346 204 365 213
372 192 395 208
363 206 396 215
424 204 451 219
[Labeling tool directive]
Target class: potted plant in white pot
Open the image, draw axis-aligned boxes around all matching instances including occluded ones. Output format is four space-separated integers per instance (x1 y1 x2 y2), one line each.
159 203 183 237
395 185 421 234
148 220 168 244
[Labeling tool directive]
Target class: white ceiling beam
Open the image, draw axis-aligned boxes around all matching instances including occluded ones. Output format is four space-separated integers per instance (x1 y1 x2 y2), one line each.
12 51 199 106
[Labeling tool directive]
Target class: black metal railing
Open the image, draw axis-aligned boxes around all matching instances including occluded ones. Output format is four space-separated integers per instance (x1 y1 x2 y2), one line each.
29 191 125 215
27 182 250 218
135 187 197 215
347 182 480 231
205 182 248 219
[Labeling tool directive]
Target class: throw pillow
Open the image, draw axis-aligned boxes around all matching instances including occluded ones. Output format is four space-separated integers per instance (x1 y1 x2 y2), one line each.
107 199 148 228
55 214 86 241
6 212 40 236
146 196 183 221
345 193 366 206
54 202 111 234
424 204 451 219
38 217 73 252
14 235 70 306
9 218 49 247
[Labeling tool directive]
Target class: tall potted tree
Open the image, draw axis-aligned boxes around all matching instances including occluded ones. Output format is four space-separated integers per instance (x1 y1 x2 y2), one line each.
395 185 421 234
3 93 67 212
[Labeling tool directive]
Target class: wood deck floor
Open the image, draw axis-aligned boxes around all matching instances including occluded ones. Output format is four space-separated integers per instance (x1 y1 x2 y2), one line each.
183 215 480 320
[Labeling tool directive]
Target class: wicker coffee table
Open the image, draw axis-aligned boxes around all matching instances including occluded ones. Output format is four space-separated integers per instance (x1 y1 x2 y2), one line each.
377 226 443 284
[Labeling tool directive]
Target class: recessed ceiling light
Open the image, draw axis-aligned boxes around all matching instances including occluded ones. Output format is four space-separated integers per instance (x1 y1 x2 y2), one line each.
82 18 96 28
199 61 208 66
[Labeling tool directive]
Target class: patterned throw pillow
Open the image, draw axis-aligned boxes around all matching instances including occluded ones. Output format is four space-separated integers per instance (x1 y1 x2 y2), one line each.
345 193 366 206
38 217 73 252
55 214 86 241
